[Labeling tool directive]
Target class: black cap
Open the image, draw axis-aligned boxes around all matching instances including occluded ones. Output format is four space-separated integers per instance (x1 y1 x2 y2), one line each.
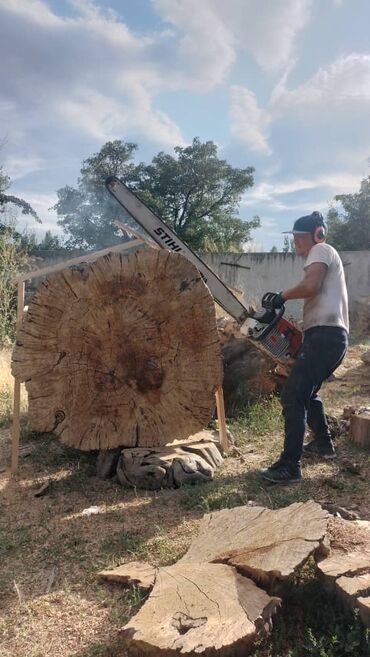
283 211 326 235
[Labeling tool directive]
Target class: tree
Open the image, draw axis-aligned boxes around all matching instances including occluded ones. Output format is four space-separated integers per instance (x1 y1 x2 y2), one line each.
0 218 27 345
270 245 278 253
55 138 259 252
326 175 370 250
282 235 294 253
0 164 40 223
133 138 259 252
55 140 139 249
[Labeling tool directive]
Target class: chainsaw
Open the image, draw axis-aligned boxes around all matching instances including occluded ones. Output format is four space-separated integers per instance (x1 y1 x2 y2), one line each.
105 176 302 363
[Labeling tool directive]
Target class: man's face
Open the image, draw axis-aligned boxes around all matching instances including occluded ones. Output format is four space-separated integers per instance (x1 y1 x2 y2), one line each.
293 233 314 256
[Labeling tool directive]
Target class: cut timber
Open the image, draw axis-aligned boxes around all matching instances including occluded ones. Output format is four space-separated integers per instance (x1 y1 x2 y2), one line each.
180 500 329 588
217 318 287 415
350 411 370 449
116 433 223 489
98 562 157 592
121 562 281 657
318 548 370 627
11 249 222 450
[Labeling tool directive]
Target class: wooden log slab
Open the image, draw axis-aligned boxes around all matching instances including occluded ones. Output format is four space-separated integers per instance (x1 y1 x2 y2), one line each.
350 410 370 449
12 249 222 450
317 549 370 626
98 561 157 592
121 562 281 657
180 501 329 588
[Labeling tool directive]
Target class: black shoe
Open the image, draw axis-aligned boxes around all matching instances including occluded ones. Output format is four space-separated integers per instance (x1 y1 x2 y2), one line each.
303 439 336 460
260 460 302 483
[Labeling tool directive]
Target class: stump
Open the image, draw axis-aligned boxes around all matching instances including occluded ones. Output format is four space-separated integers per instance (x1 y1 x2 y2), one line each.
12 249 222 450
350 410 370 449
121 563 281 657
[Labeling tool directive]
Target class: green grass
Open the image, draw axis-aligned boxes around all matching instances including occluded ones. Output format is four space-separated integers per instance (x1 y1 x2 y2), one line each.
255 567 370 657
229 395 283 446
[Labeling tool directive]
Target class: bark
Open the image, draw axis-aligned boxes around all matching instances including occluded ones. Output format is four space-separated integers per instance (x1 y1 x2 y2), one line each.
12 249 222 450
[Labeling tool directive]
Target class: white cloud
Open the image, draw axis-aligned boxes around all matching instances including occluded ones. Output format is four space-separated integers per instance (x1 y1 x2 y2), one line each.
154 0 312 79
229 86 271 154
271 54 370 117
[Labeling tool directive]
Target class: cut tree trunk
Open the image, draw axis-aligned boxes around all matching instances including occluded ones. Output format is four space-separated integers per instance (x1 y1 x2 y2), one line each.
180 500 329 589
116 500 328 656
12 249 222 451
350 410 370 449
217 318 287 415
121 562 281 657
318 542 370 626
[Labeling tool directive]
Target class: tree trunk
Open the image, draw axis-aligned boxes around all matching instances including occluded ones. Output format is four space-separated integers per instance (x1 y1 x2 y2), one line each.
122 562 281 657
350 411 370 449
217 318 287 415
12 249 222 450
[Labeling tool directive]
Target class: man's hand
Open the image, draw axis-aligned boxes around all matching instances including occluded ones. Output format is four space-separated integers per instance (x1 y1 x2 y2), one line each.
262 291 285 310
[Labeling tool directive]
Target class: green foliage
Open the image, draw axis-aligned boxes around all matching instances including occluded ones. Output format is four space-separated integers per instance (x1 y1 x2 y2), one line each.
255 571 370 657
327 175 370 250
55 138 259 251
0 164 40 222
282 235 295 253
0 219 28 345
55 140 140 248
133 137 258 251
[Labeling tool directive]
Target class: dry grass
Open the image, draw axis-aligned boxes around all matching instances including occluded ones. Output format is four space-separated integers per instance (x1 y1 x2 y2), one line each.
0 350 28 429
0 344 369 656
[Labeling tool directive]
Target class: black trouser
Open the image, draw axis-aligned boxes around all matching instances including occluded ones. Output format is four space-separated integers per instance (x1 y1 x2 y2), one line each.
280 326 348 465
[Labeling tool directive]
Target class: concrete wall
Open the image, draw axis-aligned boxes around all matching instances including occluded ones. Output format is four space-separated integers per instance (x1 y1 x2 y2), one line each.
202 251 370 321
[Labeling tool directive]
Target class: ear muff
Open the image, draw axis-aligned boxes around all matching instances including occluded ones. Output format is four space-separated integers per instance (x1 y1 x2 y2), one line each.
313 224 326 243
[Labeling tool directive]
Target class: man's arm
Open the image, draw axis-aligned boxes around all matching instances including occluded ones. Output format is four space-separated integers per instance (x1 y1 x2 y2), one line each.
282 262 327 301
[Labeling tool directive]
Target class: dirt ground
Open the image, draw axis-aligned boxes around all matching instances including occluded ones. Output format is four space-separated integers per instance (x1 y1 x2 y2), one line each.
0 343 369 657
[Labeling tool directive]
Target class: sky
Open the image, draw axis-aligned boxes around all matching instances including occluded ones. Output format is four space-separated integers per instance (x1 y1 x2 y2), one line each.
1 0 370 250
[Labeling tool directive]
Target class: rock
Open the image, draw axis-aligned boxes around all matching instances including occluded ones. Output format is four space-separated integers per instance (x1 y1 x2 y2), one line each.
361 350 370 365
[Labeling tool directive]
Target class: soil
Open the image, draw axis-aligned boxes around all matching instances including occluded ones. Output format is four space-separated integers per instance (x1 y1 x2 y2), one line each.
0 343 369 657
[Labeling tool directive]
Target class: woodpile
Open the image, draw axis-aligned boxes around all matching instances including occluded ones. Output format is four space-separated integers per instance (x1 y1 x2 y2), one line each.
12 249 222 450
111 501 329 656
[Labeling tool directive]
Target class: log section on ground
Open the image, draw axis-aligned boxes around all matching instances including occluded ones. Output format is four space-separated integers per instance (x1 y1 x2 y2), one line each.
350 410 370 449
12 249 222 450
318 544 370 627
180 500 329 588
121 562 281 657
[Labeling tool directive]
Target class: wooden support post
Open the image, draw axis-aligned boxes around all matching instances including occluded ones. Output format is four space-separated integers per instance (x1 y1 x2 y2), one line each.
11 281 25 475
215 386 230 455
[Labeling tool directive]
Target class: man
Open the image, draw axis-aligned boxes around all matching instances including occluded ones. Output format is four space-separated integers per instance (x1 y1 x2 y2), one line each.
260 211 349 484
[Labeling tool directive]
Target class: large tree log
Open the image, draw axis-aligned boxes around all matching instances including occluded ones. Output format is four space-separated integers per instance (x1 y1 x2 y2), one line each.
121 563 281 657
12 249 222 450
180 500 329 589
217 318 287 415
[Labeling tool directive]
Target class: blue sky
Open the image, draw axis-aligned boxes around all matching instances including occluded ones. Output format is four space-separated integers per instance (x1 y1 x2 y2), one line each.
1 0 370 250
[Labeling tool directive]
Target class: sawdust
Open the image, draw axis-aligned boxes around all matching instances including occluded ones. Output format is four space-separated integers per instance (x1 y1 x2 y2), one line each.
328 517 370 554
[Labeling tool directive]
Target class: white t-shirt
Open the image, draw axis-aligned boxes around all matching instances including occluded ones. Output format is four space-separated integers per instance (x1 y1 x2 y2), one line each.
303 243 349 333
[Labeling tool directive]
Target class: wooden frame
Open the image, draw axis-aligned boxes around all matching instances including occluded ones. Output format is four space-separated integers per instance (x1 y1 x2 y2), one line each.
10 232 230 472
